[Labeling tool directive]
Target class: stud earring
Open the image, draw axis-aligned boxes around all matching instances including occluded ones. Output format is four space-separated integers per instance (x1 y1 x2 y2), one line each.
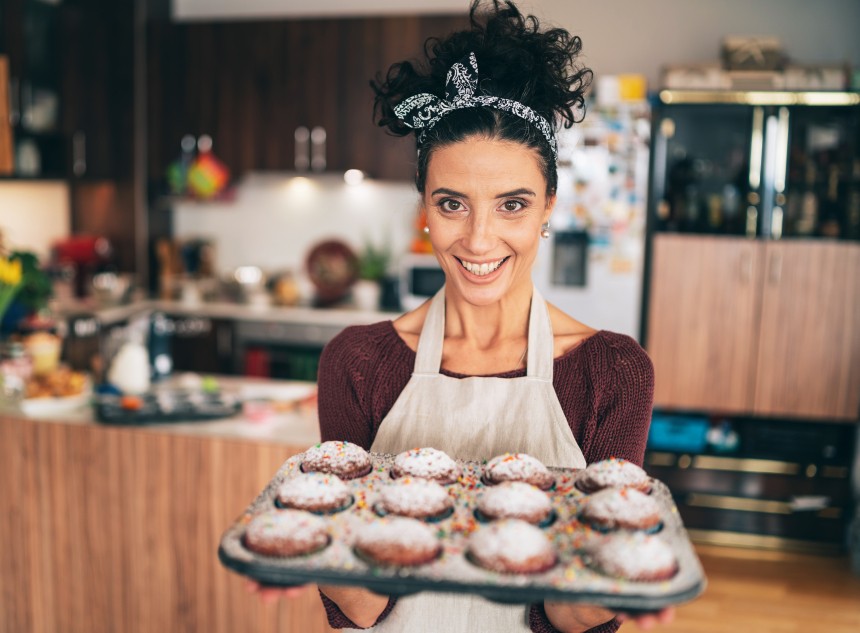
540 222 550 239
423 226 430 235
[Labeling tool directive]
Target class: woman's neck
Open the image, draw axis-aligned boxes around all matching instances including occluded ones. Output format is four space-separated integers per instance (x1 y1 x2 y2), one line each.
443 282 533 351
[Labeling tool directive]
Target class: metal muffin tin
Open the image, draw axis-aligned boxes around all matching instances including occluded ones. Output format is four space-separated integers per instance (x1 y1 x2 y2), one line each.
218 451 706 611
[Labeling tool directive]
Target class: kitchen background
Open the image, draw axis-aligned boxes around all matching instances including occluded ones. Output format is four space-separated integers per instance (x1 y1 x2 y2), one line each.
1 0 860 575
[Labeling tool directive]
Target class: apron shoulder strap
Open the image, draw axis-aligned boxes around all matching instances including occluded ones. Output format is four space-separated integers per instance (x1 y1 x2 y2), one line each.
413 286 447 375
526 287 554 382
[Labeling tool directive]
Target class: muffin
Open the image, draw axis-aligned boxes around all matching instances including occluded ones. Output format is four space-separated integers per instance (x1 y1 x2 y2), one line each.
483 453 554 490
476 481 553 525
589 533 678 582
301 441 372 480
354 517 442 567
276 472 352 513
391 447 461 484
576 458 651 494
377 477 453 520
243 509 329 557
467 519 557 574
579 487 662 532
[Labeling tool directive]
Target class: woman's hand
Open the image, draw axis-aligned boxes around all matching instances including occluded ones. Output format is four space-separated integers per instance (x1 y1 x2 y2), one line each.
617 607 675 629
544 601 675 632
245 580 311 604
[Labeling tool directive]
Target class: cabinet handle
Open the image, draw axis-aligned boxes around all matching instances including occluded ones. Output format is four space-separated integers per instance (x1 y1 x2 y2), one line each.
310 126 326 171
768 251 783 285
294 126 310 171
73 131 87 176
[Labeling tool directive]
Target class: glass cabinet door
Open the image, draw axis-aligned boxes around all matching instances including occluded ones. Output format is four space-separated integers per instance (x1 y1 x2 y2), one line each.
650 105 755 235
782 105 860 240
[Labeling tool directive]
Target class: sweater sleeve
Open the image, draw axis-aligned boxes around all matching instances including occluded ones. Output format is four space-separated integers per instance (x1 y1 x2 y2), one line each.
587 333 654 467
315 324 402 628
529 604 620 633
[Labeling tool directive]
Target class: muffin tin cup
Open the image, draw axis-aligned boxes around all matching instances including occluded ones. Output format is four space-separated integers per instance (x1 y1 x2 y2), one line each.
219 451 707 611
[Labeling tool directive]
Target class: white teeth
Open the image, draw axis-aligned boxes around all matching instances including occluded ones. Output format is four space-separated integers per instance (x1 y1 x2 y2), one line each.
460 258 505 276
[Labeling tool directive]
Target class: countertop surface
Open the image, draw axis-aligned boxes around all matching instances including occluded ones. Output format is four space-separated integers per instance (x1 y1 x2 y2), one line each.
7 375 324 448
55 298 401 327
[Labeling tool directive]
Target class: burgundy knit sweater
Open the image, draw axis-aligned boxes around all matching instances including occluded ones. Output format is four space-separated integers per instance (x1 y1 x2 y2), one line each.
316 321 655 633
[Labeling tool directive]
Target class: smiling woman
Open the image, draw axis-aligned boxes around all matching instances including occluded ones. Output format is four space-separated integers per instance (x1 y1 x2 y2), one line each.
259 2 659 633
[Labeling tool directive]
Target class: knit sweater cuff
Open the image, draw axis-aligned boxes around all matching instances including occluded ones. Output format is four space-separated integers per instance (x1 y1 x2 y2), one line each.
529 603 620 633
319 589 397 629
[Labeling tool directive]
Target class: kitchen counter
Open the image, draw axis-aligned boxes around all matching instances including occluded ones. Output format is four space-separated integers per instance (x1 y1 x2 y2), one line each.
55 298 401 328
0 375 336 633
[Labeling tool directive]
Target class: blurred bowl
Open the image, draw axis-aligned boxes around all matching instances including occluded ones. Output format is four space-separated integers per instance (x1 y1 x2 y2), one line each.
92 272 134 306
305 240 358 305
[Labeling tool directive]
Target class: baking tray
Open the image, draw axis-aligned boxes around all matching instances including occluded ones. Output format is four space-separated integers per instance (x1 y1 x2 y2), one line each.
218 451 707 611
94 390 240 425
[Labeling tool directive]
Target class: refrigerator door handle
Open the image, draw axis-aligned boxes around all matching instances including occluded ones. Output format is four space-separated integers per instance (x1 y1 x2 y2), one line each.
760 112 780 239
747 107 765 237
771 108 791 239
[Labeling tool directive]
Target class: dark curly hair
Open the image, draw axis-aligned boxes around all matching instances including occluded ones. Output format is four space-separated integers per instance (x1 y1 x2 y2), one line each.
371 0 592 195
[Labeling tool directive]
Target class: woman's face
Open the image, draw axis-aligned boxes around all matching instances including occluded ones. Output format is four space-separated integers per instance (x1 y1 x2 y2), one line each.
421 136 555 307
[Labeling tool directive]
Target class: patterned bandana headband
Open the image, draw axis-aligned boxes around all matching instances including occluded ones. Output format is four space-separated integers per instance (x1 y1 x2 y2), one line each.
393 52 558 159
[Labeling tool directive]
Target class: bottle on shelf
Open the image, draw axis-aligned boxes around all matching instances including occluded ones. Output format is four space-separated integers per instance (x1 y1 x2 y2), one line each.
845 159 860 241
795 159 819 237
818 163 842 239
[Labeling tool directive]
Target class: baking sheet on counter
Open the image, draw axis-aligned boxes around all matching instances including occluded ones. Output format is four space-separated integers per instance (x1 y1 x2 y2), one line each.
218 451 706 611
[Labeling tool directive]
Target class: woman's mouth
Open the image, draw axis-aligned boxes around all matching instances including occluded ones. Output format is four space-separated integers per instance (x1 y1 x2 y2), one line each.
456 256 509 277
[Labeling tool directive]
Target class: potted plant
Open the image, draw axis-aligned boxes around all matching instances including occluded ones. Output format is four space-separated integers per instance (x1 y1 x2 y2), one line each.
353 242 390 311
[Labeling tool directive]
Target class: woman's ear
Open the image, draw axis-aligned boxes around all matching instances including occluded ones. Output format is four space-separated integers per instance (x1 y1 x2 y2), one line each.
543 193 557 224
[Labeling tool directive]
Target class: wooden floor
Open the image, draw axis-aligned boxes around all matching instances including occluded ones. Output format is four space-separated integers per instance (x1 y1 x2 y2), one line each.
670 545 860 632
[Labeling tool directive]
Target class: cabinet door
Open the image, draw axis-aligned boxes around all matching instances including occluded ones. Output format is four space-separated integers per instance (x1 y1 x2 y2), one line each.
646 234 763 413
754 241 860 420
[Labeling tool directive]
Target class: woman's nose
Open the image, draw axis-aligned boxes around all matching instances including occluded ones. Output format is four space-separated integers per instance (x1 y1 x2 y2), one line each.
462 214 495 254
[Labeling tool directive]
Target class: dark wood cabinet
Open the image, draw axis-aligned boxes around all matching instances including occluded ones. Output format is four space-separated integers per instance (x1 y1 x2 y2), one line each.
146 14 468 186
0 0 66 178
60 0 135 181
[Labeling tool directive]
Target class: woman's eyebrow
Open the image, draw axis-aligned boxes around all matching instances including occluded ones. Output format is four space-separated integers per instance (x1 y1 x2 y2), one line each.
430 187 536 198
496 188 536 198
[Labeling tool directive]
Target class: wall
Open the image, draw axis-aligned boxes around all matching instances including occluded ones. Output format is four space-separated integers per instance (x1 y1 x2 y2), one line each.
524 0 860 89
174 0 860 89
171 173 419 276
0 182 70 259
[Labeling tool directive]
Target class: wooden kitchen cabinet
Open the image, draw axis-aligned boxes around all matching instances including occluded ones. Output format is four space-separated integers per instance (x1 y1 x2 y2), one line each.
646 234 762 413
60 0 135 181
146 14 468 185
646 234 860 420
754 240 860 419
0 0 67 178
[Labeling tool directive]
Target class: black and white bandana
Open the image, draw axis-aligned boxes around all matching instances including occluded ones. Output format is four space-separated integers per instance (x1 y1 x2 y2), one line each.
393 52 558 158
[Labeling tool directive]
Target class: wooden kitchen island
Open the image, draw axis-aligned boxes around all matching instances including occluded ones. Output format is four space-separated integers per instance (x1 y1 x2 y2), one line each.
0 380 335 633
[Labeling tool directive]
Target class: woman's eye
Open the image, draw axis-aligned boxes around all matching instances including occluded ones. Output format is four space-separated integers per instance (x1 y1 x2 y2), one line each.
502 200 524 212
440 199 462 212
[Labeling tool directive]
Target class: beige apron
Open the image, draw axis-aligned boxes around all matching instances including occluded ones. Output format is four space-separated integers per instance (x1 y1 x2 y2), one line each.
352 285 586 633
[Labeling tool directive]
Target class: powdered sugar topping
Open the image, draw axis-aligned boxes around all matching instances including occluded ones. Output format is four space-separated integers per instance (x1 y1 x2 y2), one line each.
583 487 661 523
477 482 551 520
277 472 350 509
302 441 371 477
356 517 440 550
245 509 328 550
468 519 554 565
581 458 649 490
379 477 452 516
592 533 677 580
485 453 553 487
394 447 460 481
